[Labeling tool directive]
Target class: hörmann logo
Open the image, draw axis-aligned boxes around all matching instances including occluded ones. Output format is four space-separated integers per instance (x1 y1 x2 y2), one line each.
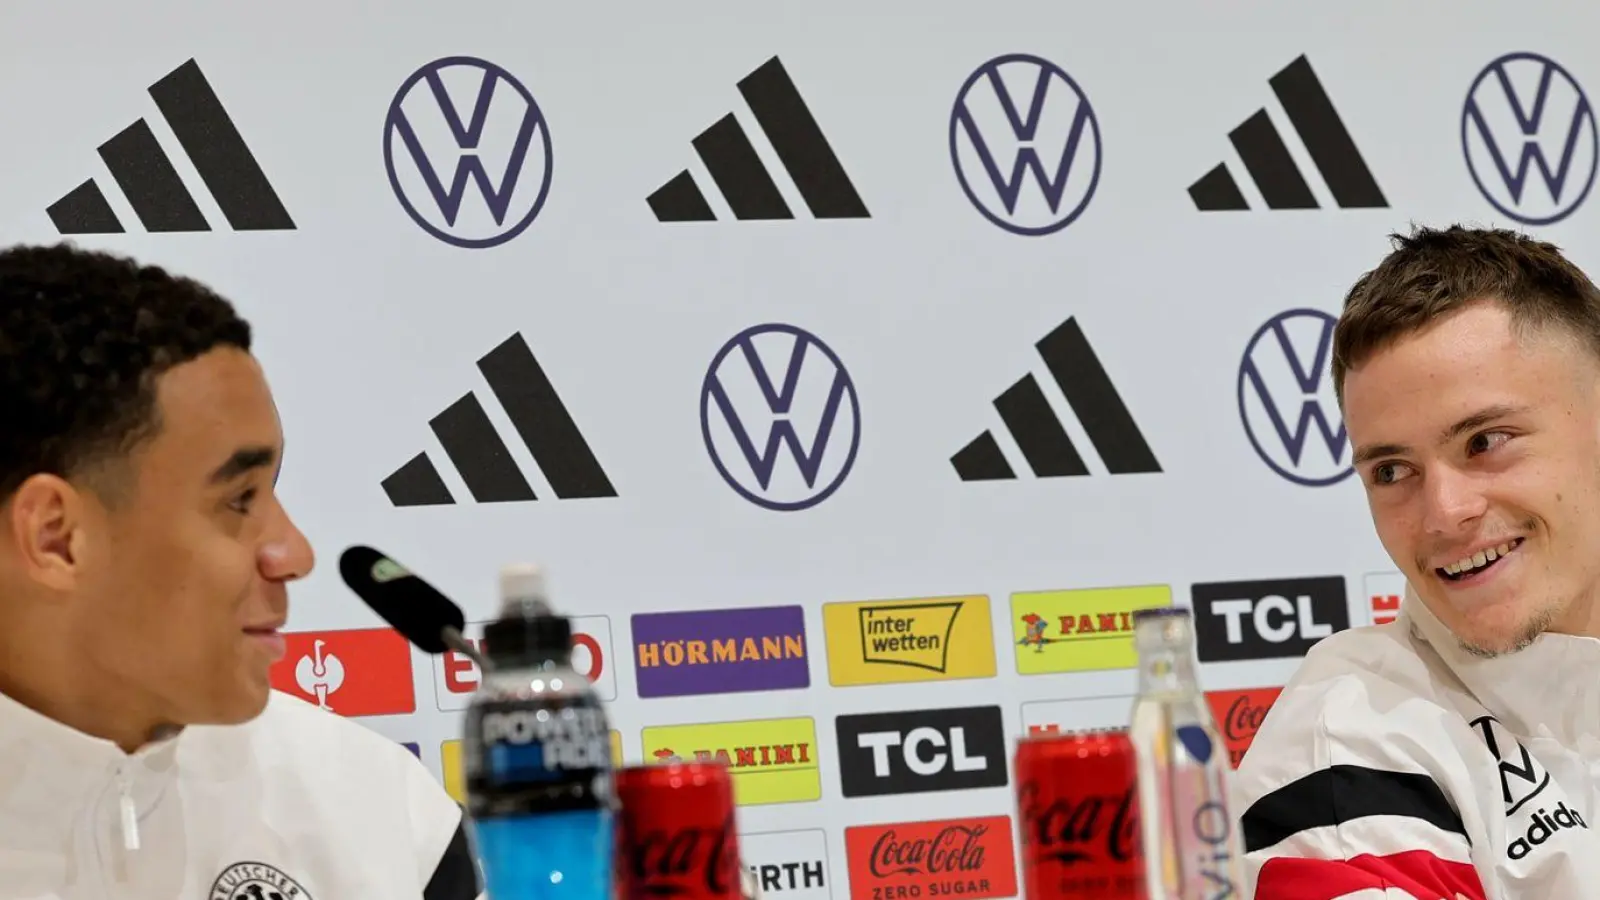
822 595 996 686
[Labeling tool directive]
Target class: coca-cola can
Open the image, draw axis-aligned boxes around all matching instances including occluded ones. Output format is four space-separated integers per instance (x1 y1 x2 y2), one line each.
1015 730 1144 900
615 762 743 900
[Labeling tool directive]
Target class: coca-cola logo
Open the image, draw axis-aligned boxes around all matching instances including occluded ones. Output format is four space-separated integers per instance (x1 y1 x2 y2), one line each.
868 825 988 878
1017 781 1139 865
1222 694 1269 743
623 812 739 896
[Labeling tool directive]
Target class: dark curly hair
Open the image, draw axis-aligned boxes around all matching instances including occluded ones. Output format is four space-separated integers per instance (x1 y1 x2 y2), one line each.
0 243 251 501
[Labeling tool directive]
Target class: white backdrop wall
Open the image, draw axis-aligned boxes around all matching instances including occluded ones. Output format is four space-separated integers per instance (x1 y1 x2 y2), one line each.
1 2 1594 897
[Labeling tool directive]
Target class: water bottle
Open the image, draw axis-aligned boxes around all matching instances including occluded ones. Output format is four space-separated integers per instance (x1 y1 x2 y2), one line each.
1128 607 1244 899
463 564 616 900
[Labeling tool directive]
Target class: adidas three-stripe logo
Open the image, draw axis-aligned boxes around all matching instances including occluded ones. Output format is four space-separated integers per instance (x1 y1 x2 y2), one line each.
953 317 1161 481
382 333 617 507
48 59 294 235
648 56 869 222
1189 55 1387 212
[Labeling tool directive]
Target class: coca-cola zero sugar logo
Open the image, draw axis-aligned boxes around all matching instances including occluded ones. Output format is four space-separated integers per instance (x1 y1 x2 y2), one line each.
623 812 740 896
1205 687 1283 768
844 815 1016 900
1018 781 1138 866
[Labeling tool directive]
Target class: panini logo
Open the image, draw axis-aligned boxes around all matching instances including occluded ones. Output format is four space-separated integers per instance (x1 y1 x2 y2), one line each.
48 59 294 235
822 595 996 686
440 731 623 803
643 717 820 806
381 332 617 507
1012 586 1172 674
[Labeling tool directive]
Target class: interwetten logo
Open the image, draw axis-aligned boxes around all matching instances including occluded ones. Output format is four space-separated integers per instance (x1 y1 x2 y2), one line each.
1462 52 1597 227
1011 586 1172 674
949 54 1101 236
47 59 294 235
642 717 820 806
384 56 554 248
701 324 861 511
632 605 809 698
1238 309 1351 487
822 595 996 686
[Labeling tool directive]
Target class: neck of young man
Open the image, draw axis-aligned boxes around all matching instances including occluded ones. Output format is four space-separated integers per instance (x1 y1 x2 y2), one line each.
0 649 180 755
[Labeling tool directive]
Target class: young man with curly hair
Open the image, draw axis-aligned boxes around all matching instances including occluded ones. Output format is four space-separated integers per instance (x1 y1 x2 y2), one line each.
0 243 481 899
1236 225 1600 898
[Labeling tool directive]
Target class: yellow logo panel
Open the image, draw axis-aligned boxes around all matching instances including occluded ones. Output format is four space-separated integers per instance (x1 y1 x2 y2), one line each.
1011 585 1172 674
640 717 820 806
440 730 624 804
823 594 996 686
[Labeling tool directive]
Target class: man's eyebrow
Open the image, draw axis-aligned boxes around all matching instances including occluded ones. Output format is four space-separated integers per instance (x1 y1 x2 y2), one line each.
208 445 279 485
1350 403 1532 467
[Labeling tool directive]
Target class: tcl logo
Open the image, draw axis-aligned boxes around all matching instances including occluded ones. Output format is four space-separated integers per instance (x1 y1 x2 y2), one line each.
431 615 618 709
835 705 1007 797
1191 577 1349 662
1204 688 1282 768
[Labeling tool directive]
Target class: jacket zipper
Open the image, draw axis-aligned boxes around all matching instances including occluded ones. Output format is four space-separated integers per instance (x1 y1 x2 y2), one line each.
115 764 140 851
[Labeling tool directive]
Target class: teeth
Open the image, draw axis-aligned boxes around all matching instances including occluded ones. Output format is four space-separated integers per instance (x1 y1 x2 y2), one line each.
1443 541 1518 575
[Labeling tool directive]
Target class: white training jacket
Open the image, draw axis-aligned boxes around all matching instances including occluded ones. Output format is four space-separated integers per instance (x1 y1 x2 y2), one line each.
1233 587 1600 899
0 687 482 900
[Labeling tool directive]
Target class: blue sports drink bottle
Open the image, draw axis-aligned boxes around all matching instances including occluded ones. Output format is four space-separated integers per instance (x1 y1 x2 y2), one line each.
463 564 616 900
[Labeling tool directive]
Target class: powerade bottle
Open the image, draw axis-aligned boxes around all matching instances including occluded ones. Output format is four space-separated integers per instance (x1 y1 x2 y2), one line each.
463 564 616 900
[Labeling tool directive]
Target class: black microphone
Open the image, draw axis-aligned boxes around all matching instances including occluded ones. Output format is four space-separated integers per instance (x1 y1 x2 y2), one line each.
338 545 493 673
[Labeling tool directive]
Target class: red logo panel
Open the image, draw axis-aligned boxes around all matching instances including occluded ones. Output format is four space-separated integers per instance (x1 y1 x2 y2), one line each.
844 815 1016 900
1205 687 1283 768
269 628 416 718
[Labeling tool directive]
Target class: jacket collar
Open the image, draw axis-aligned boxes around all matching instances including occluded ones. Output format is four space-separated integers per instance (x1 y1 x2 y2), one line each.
0 689 181 833
1400 584 1600 741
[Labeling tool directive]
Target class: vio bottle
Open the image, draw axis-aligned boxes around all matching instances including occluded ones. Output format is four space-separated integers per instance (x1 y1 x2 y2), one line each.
1129 607 1246 899
463 564 617 900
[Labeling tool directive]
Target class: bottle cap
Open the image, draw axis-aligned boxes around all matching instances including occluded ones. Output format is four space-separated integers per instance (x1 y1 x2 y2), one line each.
483 562 572 667
1133 606 1194 649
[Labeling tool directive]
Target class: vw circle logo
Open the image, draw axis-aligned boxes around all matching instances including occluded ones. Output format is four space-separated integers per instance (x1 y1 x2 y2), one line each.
384 56 554 248
949 53 1102 236
700 324 861 512
1237 309 1353 487
1462 52 1598 227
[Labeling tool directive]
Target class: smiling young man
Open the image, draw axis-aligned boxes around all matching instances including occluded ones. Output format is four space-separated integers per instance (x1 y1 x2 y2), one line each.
0 244 481 899
1234 225 1600 898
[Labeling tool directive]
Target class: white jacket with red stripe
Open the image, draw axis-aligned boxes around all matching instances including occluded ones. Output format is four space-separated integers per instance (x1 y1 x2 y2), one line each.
1232 587 1600 899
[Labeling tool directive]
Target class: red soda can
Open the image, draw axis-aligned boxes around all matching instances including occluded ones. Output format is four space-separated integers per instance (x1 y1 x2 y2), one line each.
1015 729 1145 900
615 762 742 900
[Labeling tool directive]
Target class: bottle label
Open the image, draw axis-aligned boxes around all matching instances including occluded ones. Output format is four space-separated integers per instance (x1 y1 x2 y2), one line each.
464 695 614 816
1167 726 1242 899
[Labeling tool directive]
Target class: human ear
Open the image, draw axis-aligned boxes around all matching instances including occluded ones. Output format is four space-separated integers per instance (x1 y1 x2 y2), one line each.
5 473 88 592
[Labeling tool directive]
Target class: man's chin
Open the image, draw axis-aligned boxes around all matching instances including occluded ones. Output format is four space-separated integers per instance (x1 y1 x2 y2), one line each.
1447 605 1553 660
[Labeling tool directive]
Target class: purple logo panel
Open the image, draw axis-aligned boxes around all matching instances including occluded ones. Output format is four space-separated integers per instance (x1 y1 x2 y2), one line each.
632 605 810 698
